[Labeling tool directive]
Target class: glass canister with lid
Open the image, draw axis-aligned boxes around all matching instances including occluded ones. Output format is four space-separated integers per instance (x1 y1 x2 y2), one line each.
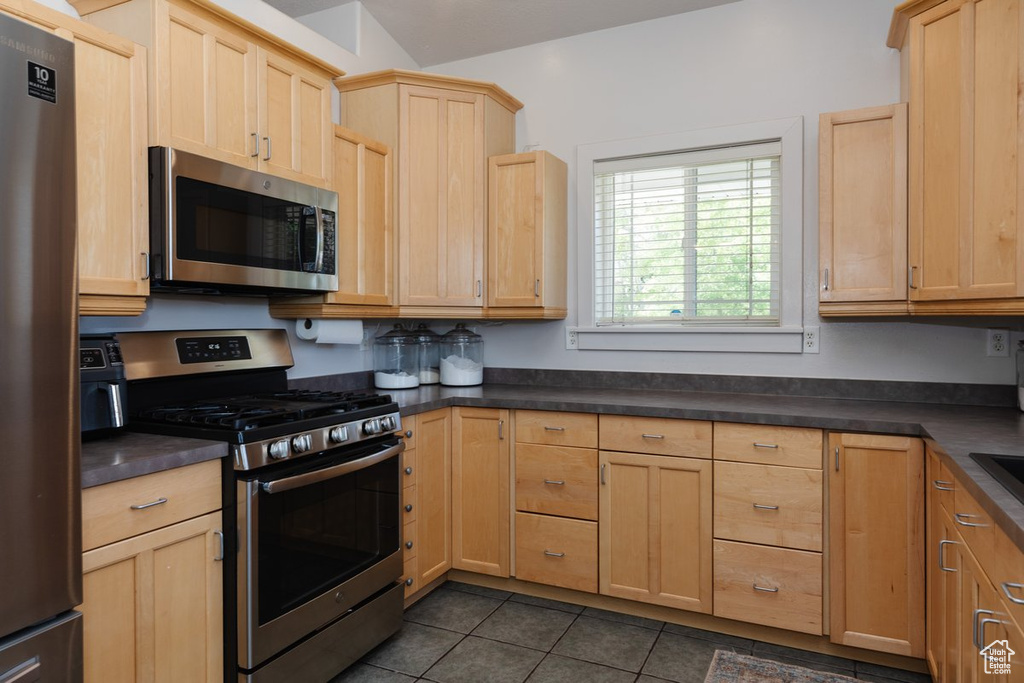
373 324 420 389
412 323 441 385
439 323 484 386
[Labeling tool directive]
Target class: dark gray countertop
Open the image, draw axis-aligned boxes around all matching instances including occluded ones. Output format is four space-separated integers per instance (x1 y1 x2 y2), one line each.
81 432 227 488
389 383 1024 551
81 382 1024 552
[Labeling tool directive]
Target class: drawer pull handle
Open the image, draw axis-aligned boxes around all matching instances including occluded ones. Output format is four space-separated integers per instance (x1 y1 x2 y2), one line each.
543 550 565 558
752 442 779 449
938 540 957 572
752 584 779 593
954 512 987 528
544 426 565 432
214 530 224 562
933 480 955 492
641 433 664 440
405 504 413 513
973 609 995 649
405 467 413 475
130 497 168 511
544 479 566 486
1002 582 1024 605
600 463 606 485
752 503 779 511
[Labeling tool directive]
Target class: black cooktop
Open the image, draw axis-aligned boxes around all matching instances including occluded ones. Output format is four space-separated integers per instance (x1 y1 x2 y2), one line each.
130 389 396 442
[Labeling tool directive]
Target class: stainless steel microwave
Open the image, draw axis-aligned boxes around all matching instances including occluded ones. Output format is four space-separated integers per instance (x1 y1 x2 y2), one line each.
149 147 338 295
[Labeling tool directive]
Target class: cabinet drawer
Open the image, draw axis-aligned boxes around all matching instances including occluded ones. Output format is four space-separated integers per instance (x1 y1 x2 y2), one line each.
953 482 1024 627
599 415 712 458
713 423 823 468
403 521 417 559
402 448 417 488
714 462 823 551
515 410 597 448
401 414 417 450
402 485 417 523
515 444 597 520
82 460 221 552
713 540 823 635
403 556 417 598
514 512 597 593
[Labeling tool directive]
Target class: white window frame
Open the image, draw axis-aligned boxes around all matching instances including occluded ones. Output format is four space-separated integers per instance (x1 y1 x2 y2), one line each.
575 116 805 353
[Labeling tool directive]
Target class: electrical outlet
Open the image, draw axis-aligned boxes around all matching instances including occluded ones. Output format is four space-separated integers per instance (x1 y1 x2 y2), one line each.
565 327 578 350
803 326 820 354
987 329 1009 357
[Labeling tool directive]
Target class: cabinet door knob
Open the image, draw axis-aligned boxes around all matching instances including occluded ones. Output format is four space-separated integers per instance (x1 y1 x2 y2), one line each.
405 504 413 513
405 578 414 586
405 467 413 475
405 541 413 549
405 430 413 438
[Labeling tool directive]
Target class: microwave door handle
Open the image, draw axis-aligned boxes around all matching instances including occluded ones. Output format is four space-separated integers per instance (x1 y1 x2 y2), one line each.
260 442 404 495
99 382 125 428
314 206 324 273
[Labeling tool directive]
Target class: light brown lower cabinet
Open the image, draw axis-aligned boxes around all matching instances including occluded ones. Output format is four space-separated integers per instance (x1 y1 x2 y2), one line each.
713 539 823 635
452 406 510 577
401 408 452 597
80 511 223 683
514 512 597 593
598 450 712 613
828 433 925 657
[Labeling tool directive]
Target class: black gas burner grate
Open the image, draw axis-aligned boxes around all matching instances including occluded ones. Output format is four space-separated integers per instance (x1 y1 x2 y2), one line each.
133 391 394 432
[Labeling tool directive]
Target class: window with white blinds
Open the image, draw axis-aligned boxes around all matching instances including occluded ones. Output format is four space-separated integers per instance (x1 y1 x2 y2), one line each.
593 142 781 326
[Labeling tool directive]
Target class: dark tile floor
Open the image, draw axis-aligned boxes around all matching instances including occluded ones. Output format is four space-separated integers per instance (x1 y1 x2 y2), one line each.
331 582 933 683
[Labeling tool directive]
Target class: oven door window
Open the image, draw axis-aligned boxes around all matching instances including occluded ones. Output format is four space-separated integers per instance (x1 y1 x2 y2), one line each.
256 448 399 624
175 177 321 273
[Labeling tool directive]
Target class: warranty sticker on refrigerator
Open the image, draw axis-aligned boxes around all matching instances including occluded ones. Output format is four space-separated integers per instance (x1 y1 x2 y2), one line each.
27 61 56 104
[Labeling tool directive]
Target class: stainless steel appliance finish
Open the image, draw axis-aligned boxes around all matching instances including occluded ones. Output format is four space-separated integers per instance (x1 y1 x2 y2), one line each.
0 12 81 681
149 147 339 295
118 330 404 682
239 584 403 683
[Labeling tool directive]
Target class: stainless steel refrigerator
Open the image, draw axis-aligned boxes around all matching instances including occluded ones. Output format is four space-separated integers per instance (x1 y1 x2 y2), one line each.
0 12 82 682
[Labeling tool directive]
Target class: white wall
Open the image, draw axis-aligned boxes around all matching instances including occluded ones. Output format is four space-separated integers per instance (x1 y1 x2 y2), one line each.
427 0 1019 385
73 0 1020 384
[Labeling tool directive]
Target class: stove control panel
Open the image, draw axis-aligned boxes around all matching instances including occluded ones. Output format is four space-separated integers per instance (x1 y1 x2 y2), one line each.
233 409 403 470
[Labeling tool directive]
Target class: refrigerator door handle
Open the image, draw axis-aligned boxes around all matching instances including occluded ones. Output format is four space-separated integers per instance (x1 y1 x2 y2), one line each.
0 656 41 683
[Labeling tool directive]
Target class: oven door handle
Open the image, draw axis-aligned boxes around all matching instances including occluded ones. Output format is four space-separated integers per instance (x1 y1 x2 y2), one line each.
259 442 404 495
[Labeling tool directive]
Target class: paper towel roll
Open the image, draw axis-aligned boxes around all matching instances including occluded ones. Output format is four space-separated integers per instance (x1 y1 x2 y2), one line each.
295 319 363 344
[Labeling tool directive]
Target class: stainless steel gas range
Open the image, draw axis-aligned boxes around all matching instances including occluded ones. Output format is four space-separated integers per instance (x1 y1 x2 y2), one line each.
118 329 404 683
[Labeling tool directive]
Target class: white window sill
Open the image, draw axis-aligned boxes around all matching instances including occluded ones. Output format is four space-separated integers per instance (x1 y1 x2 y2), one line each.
570 326 806 353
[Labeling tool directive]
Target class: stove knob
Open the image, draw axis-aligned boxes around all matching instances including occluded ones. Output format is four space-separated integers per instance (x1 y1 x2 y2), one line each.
362 419 381 436
291 433 313 454
380 415 397 432
268 439 290 460
329 426 349 444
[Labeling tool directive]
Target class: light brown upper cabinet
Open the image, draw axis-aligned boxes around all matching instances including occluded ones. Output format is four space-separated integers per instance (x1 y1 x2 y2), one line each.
0 1 150 316
335 70 522 317
818 104 908 316
487 151 568 318
269 126 396 319
889 0 1024 314
74 0 339 188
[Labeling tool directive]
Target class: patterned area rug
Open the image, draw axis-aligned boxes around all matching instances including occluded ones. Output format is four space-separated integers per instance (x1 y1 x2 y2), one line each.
704 650 859 683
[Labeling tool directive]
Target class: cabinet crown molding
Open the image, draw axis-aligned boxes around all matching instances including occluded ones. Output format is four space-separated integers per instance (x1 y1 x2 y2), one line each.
334 68 524 113
887 0 948 48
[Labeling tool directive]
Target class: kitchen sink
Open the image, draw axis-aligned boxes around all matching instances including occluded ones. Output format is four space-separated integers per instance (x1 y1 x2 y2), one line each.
970 453 1024 505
